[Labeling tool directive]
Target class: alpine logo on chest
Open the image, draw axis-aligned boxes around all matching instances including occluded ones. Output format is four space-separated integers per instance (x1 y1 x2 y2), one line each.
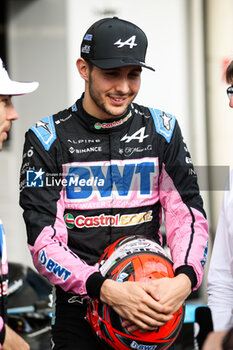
121 127 149 143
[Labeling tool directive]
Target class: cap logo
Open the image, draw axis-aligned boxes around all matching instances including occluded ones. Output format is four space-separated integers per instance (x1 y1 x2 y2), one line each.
114 35 137 49
82 45 91 54
84 34 93 41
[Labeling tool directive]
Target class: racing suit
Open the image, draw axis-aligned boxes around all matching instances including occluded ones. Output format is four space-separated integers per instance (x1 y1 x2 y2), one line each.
0 221 8 348
207 170 233 331
19 95 209 348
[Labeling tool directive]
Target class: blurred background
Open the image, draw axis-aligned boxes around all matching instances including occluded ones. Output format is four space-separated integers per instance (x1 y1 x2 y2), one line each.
0 0 233 304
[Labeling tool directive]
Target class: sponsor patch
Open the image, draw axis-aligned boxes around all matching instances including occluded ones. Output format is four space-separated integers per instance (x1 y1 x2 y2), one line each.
68 138 101 145
201 241 208 268
0 280 8 296
130 341 157 350
94 111 131 129
63 158 159 210
55 114 72 125
64 211 153 229
81 45 90 54
119 145 152 157
68 146 102 154
39 249 71 282
84 34 93 41
121 126 149 143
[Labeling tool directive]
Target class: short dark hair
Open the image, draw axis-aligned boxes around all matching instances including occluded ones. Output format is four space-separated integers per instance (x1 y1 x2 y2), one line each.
226 60 233 84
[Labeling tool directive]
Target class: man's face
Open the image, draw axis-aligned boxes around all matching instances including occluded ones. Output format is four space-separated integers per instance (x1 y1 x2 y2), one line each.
0 95 18 151
86 65 141 119
227 80 233 108
227 77 233 108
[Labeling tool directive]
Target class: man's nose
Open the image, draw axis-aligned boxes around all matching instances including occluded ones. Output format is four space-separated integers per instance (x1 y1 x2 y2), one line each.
7 104 19 121
115 78 130 93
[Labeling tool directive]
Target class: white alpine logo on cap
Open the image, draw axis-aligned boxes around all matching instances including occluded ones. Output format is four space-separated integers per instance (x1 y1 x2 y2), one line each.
114 35 137 48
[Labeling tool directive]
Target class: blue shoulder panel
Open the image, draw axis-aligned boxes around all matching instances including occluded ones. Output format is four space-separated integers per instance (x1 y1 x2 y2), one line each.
149 107 176 143
0 220 4 257
30 115 56 151
0 220 7 264
71 103 77 112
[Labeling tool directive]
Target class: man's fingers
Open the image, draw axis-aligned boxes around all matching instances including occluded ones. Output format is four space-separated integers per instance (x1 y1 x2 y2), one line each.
136 288 173 316
102 279 175 333
137 308 173 328
124 313 172 331
137 304 173 324
145 299 173 315
117 302 174 332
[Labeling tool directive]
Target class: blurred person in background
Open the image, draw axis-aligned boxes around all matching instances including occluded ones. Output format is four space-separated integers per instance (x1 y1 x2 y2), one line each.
203 60 233 350
0 57 38 349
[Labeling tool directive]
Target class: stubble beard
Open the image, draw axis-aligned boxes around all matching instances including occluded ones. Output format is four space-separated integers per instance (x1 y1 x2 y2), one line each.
88 77 129 119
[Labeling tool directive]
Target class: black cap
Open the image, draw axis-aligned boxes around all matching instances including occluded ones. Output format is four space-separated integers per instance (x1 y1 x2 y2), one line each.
81 17 155 71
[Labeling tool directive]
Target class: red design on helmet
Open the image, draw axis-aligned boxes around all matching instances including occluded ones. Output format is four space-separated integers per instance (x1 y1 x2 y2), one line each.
87 236 184 350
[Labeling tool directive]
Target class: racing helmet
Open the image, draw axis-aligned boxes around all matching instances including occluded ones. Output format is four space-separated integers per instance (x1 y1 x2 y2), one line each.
86 236 184 350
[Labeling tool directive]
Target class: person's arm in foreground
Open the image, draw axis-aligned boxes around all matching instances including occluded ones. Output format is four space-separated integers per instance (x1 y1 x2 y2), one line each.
202 328 233 350
207 171 233 330
2 324 30 350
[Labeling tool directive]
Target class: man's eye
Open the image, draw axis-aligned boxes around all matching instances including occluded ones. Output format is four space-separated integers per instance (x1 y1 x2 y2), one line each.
106 72 117 76
129 73 140 78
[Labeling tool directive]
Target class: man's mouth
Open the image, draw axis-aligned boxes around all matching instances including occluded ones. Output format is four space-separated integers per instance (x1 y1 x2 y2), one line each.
109 96 127 105
2 127 11 140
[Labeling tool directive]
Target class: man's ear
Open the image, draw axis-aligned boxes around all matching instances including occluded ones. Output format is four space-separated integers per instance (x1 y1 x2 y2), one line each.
76 58 89 81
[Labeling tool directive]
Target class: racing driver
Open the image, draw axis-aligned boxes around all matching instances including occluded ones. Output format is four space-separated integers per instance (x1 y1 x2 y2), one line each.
19 17 209 349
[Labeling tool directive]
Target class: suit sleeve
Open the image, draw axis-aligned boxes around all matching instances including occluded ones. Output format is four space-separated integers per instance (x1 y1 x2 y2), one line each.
158 120 209 290
0 319 5 348
0 221 7 347
207 171 233 330
19 130 104 297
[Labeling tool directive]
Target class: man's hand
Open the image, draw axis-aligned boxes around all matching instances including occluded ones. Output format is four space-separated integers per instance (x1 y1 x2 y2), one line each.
148 274 192 314
2 324 30 350
202 330 227 350
100 279 174 331
100 274 191 332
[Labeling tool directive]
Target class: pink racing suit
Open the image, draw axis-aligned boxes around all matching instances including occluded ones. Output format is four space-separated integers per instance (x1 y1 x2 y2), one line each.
0 221 8 347
19 95 209 300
